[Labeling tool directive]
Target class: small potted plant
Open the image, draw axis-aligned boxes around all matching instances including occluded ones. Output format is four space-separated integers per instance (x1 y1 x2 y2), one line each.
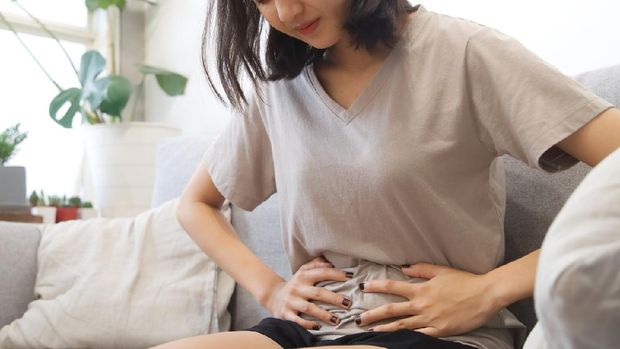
29 189 57 224
78 201 99 220
0 123 28 212
53 195 80 222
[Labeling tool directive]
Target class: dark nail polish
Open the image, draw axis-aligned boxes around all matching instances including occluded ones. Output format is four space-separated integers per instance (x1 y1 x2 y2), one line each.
313 324 321 330
401 264 411 268
342 298 352 307
359 282 365 291
355 316 362 325
345 271 354 278
330 315 339 324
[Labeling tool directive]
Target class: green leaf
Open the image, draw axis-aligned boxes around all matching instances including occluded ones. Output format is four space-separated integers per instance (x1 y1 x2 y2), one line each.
98 75 132 117
79 50 106 87
139 64 188 96
85 0 126 11
49 88 82 128
82 77 109 111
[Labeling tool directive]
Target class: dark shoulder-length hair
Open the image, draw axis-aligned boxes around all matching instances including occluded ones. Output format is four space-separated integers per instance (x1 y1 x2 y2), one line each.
202 0 415 111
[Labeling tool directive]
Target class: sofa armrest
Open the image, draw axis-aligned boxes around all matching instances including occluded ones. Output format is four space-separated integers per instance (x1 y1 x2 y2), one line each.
0 222 42 328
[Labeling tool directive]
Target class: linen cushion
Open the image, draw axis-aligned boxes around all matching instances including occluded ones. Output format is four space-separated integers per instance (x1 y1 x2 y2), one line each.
0 199 235 349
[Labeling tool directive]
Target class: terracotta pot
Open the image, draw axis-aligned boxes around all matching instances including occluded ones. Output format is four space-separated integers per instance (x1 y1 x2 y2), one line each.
55 207 79 222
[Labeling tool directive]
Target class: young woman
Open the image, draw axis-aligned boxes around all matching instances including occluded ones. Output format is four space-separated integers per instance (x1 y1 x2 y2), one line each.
154 1 620 349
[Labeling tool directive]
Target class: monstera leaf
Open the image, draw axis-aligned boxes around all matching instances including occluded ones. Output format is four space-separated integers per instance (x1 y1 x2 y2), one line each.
139 65 188 96
49 50 132 127
49 88 82 128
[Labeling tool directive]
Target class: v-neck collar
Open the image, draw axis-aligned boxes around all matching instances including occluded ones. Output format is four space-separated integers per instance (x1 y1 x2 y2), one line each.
303 4 428 125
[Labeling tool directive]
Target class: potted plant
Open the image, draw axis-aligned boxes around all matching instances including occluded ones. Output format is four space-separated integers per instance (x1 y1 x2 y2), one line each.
52 195 81 223
0 123 29 213
78 200 99 220
29 189 57 223
1 0 185 217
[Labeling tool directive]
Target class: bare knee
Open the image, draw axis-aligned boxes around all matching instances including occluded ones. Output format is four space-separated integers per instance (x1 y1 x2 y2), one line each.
149 331 283 349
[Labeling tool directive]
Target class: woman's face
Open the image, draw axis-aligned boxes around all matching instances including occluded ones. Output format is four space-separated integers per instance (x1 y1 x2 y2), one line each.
253 0 351 49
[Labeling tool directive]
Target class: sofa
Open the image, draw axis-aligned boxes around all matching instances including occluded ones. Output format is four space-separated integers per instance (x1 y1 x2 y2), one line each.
1 64 618 348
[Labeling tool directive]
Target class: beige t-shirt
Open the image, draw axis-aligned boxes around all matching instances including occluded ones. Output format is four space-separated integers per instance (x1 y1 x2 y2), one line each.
202 5 613 349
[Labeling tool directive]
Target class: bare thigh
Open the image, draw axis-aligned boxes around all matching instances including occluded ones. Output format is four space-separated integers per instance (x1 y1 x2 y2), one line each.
149 331 282 349
148 331 388 349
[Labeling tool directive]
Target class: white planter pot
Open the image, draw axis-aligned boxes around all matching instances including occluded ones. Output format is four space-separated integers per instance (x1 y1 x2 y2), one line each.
78 207 99 220
0 166 28 212
31 206 57 224
84 122 182 218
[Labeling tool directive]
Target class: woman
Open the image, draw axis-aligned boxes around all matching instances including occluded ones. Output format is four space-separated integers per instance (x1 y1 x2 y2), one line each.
154 1 620 348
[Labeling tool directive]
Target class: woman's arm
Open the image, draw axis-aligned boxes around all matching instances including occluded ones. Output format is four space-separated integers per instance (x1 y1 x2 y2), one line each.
177 164 354 329
556 107 620 166
177 165 283 306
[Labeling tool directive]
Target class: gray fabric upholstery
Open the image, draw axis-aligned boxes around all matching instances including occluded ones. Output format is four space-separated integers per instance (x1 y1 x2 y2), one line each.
150 134 218 208
503 64 620 333
0 222 42 328
229 196 290 330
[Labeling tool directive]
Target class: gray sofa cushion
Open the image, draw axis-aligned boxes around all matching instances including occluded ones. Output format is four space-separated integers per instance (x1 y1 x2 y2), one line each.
229 196 290 331
151 134 218 208
0 222 42 328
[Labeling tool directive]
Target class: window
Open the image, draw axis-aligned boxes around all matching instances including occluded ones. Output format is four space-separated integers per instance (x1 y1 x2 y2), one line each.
0 1 101 199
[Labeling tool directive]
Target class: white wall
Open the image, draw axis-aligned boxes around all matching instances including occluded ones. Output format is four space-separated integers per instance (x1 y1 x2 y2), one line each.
422 0 620 75
144 0 229 137
144 0 620 133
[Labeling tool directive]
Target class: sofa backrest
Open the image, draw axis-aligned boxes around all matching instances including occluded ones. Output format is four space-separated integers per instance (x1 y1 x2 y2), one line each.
153 64 619 335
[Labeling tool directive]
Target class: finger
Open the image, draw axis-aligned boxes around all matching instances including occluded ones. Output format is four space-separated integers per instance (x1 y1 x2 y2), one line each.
301 267 352 285
402 263 446 279
282 311 322 330
290 298 341 326
369 316 426 333
355 302 415 326
361 279 416 298
299 256 333 270
298 284 353 310
298 261 334 271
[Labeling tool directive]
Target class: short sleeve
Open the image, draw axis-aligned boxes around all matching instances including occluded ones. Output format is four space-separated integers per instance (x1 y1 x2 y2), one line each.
201 91 276 211
465 27 614 172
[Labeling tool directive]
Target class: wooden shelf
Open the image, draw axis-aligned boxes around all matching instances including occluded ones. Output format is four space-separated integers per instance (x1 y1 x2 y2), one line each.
0 212 43 223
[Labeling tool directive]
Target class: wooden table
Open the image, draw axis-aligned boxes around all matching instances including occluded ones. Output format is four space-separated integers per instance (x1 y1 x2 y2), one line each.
0 212 43 223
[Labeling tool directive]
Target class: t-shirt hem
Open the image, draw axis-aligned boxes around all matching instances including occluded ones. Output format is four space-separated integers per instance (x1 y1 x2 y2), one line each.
529 99 613 173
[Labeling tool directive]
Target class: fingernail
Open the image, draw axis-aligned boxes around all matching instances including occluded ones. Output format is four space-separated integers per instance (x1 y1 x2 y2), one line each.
342 298 352 307
401 264 410 268
368 328 374 332
313 324 321 330
330 315 340 324
345 271 354 278
358 282 365 291
354 316 362 325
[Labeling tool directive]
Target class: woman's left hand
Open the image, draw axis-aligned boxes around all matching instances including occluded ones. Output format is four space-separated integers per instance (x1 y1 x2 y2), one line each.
356 263 499 337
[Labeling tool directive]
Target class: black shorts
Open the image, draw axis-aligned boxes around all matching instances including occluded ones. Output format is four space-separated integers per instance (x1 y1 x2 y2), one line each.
244 317 476 349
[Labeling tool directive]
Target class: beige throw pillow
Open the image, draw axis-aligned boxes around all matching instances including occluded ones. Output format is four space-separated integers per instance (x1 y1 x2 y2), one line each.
0 199 235 349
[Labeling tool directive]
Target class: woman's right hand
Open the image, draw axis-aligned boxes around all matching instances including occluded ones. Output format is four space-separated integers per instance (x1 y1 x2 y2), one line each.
262 256 353 330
